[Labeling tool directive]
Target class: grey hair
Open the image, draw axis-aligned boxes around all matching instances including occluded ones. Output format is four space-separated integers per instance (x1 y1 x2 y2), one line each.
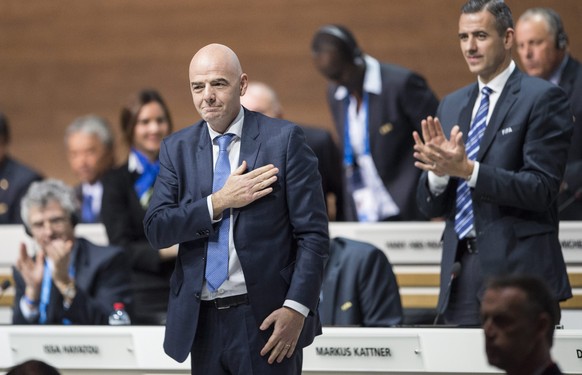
518 8 567 49
20 179 78 228
64 115 114 150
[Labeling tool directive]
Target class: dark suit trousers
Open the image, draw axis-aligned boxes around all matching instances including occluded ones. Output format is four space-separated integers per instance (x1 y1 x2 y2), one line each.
191 303 302 375
443 240 483 326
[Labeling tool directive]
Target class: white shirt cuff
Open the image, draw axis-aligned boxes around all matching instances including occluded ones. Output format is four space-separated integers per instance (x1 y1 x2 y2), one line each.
207 196 221 223
428 172 450 196
19 296 39 322
283 299 309 317
467 162 479 188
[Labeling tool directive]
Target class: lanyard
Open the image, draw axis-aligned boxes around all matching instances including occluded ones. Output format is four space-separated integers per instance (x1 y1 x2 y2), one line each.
38 258 76 324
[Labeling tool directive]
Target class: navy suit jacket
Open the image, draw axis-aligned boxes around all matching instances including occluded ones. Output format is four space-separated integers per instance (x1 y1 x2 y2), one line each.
557 56 582 220
144 109 329 363
327 61 439 221
320 237 402 327
0 157 42 224
417 68 573 310
12 238 132 325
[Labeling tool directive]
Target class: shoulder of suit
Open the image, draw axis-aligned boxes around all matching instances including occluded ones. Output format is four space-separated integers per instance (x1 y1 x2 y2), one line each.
0 156 42 182
76 237 124 257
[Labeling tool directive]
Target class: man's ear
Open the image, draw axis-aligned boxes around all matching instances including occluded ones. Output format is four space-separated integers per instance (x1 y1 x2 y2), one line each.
240 74 248 96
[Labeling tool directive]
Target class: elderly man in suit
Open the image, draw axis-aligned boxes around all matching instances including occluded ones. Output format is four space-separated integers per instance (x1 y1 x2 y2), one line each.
413 0 572 326
144 44 329 374
65 115 115 224
12 179 132 325
311 24 439 221
515 8 582 220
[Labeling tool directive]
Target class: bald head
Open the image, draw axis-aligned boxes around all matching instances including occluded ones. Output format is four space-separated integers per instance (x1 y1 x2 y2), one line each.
190 44 243 77
240 82 283 119
189 43 248 133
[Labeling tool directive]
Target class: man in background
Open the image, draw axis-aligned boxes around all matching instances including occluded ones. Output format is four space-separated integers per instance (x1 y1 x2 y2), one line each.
65 115 115 223
311 24 439 221
481 275 563 375
0 112 43 224
515 8 582 220
320 237 403 327
241 81 344 220
414 0 572 325
12 179 131 325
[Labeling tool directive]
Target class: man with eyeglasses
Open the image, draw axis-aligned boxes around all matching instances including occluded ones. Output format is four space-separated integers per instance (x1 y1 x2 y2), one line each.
12 179 132 325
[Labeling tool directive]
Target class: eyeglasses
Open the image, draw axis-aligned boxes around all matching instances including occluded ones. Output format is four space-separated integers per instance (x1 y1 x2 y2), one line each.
29 216 69 232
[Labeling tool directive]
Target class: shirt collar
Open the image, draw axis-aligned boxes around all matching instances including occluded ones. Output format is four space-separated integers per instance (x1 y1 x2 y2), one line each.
334 55 382 100
207 106 244 141
81 181 103 196
478 60 516 94
128 152 142 174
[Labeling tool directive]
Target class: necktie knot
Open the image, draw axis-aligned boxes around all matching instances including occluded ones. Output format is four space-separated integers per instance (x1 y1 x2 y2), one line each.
216 133 235 152
481 86 492 97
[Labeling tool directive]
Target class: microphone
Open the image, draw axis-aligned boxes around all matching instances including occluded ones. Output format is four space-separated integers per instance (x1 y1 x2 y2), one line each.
433 262 462 325
0 279 11 300
558 187 582 212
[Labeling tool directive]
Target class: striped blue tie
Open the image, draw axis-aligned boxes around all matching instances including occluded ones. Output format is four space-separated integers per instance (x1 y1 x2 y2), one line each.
454 86 493 239
205 133 235 292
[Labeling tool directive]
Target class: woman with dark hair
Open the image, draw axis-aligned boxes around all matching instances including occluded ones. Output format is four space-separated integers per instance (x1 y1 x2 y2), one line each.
101 89 175 325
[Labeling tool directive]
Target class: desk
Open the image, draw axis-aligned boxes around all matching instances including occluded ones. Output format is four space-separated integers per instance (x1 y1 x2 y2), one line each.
1 223 582 325
0 326 581 374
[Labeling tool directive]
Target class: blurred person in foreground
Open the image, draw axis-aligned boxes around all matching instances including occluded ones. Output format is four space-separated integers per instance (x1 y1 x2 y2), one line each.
144 43 329 374
413 0 572 325
515 8 582 220
481 275 563 375
65 115 115 223
12 179 131 325
0 112 43 224
7 359 60 375
311 24 439 221
240 81 344 220
101 88 176 325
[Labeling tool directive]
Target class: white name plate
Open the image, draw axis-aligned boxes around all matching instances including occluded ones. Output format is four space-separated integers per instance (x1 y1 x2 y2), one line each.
552 334 582 372
304 330 424 372
10 331 136 369
329 222 582 264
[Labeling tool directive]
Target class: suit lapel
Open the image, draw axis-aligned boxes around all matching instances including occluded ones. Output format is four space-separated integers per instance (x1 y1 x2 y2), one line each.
477 70 521 160
192 124 213 199
459 86 479 143
559 58 576 96
233 111 261 224
73 240 89 290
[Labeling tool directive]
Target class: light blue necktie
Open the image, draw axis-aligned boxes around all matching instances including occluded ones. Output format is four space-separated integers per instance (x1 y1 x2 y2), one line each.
454 86 493 239
205 134 235 292
81 194 96 223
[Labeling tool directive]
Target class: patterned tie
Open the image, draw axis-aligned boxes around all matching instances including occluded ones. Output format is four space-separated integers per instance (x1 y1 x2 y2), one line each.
454 86 493 239
205 133 236 292
81 194 96 223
